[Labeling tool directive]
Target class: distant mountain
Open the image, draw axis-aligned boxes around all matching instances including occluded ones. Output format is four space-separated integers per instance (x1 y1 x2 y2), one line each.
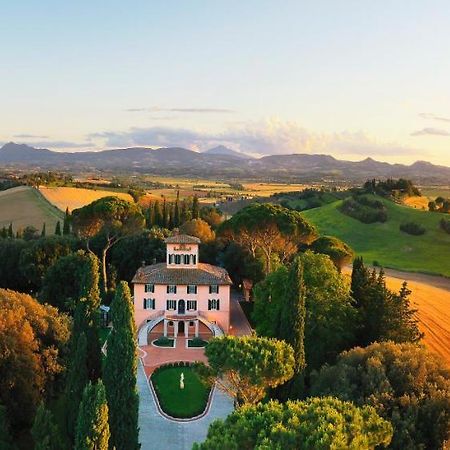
1 142 449 183
203 145 251 159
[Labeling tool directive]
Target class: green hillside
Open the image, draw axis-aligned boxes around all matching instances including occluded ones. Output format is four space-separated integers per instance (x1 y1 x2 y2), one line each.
0 186 64 232
303 196 450 277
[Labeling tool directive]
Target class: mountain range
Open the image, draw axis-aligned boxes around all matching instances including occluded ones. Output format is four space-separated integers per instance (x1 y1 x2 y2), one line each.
1 142 449 183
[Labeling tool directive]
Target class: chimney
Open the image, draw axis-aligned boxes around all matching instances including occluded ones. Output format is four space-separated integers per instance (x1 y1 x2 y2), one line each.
152 257 157 265
141 260 145 268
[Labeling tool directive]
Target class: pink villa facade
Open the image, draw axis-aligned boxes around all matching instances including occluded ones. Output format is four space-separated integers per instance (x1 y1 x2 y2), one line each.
132 234 232 344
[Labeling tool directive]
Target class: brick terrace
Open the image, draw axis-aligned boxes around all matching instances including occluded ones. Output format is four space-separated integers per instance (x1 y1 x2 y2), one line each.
140 322 212 376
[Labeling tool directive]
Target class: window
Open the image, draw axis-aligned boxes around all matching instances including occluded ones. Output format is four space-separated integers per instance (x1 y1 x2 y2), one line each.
187 300 197 311
167 285 177 294
143 298 155 309
175 254 181 264
192 254 197 264
209 285 219 294
183 254 190 264
166 300 177 310
189 321 194 327
145 283 154 293
208 299 220 310
187 285 197 294
168 254 174 264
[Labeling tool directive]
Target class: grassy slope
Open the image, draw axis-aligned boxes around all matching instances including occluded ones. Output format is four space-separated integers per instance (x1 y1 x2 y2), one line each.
303 197 450 277
0 186 64 231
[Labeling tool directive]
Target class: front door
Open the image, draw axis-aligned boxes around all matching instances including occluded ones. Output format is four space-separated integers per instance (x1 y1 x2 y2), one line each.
179 321 185 334
178 299 185 315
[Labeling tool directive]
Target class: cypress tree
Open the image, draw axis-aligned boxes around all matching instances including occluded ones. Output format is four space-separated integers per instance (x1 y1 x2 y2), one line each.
66 331 89 439
75 381 110 450
41 222 46 237
278 256 306 399
7 223 13 238
168 204 175 229
180 199 191 224
145 202 155 228
104 281 139 450
351 256 370 308
0 227 7 238
162 197 167 228
78 253 102 381
32 403 63 450
63 207 71 235
192 195 199 219
0 405 14 450
174 190 180 227
54 220 61 235
153 200 163 227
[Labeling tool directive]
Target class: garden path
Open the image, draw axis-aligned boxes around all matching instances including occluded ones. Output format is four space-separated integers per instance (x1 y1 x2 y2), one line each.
137 360 233 450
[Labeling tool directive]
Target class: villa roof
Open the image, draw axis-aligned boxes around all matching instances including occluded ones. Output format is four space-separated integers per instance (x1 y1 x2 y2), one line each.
164 234 201 244
132 263 232 285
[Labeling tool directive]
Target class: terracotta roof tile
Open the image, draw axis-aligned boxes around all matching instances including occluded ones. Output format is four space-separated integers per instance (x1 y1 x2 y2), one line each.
132 263 232 285
164 234 201 244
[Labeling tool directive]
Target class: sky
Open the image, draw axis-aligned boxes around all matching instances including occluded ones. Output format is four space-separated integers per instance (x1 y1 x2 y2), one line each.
1 0 450 165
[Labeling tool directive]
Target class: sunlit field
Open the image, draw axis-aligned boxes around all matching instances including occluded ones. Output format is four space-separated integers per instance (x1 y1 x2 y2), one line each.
40 186 133 212
343 267 450 367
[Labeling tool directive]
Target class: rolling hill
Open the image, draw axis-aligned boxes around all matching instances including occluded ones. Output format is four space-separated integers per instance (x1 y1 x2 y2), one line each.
0 186 64 232
1 142 449 183
303 196 450 277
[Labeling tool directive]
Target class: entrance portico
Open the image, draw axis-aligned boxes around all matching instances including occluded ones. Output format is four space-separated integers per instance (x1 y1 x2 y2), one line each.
163 317 200 338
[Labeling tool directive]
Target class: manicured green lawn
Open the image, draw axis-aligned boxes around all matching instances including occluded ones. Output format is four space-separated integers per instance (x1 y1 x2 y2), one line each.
303 196 450 276
151 366 210 418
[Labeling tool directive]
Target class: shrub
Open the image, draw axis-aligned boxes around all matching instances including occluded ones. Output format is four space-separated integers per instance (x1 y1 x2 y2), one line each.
188 338 207 348
440 218 450 234
340 196 387 224
399 221 426 235
153 336 174 347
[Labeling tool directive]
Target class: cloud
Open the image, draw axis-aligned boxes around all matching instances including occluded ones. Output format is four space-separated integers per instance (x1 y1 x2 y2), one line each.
14 133 49 139
24 140 94 149
419 113 450 123
89 118 421 159
125 106 235 114
411 127 450 137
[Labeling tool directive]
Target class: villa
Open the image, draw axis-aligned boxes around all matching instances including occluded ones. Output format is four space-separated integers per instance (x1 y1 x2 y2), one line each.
132 234 232 344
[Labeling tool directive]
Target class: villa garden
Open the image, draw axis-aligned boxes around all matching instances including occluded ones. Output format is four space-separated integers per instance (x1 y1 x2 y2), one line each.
151 364 211 418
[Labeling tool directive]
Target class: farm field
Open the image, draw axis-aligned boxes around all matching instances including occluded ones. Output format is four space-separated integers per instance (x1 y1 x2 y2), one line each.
140 175 312 199
40 186 133 212
303 197 450 277
343 267 450 367
0 186 63 231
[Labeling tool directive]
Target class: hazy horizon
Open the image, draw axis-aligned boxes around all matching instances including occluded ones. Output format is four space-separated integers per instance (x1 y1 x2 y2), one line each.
2 1 450 165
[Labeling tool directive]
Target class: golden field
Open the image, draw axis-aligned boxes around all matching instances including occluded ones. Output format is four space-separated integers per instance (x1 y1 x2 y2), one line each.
402 196 430 210
343 267 450 367
40 186 133 212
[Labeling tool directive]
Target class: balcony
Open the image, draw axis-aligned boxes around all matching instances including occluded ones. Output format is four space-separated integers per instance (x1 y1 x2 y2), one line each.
164 310 198 320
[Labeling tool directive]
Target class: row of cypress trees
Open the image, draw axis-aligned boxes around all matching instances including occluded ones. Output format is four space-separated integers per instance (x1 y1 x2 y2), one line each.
31 253 140 449
145 192 199 229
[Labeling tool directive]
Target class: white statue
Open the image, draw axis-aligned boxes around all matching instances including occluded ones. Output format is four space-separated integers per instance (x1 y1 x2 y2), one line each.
180 372 184 390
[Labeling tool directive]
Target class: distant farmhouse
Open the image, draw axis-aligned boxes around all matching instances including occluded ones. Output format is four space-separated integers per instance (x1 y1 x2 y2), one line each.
132 234 232 345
